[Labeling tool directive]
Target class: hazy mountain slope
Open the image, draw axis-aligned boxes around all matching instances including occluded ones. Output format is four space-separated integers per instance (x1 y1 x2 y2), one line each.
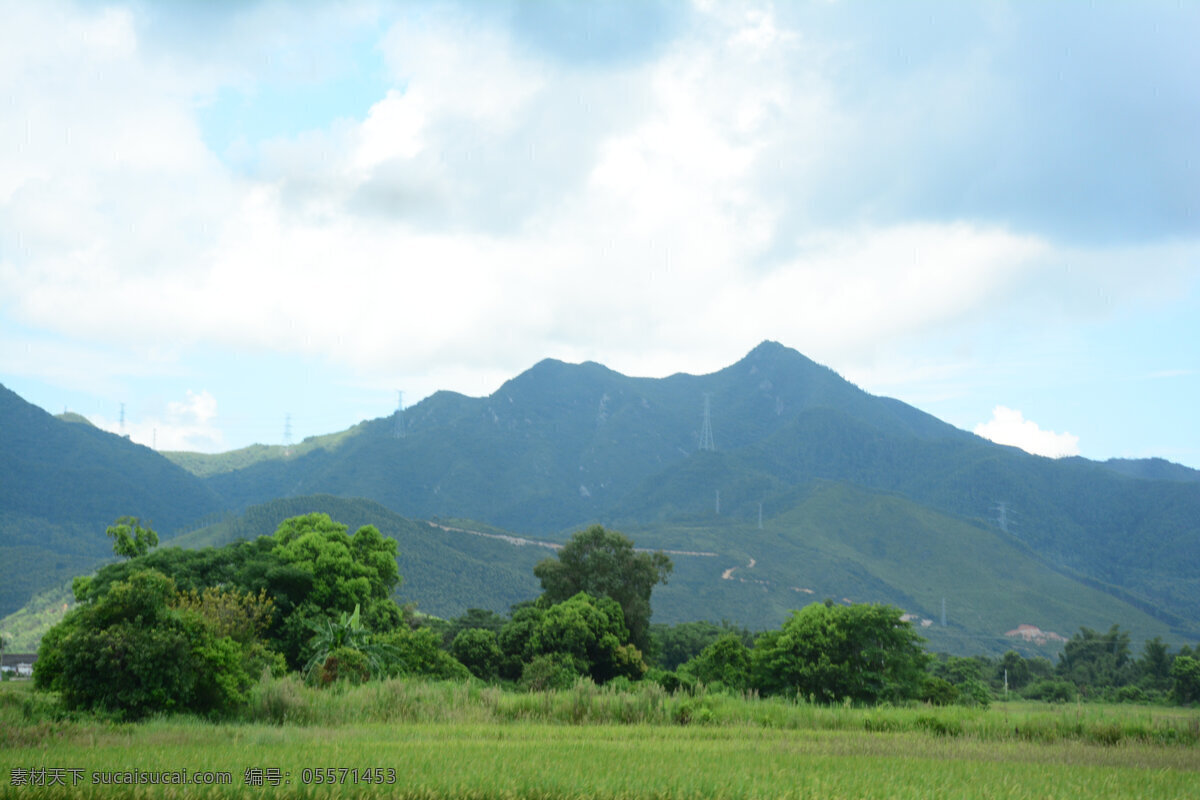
5 342 1198 648
189 342 1200 634
635 480 1179 655
0 384 223 616
610 404 1200 629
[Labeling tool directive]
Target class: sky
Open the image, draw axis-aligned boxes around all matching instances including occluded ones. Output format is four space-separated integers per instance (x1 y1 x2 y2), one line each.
1 0 1197 467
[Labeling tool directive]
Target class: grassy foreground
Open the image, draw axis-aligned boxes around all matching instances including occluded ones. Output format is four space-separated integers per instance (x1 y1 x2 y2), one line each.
2 679 1198 799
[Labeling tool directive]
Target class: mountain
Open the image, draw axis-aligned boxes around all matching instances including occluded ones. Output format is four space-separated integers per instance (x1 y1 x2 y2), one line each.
176 343 1200 634
4 343 1199 653
0 383 224 616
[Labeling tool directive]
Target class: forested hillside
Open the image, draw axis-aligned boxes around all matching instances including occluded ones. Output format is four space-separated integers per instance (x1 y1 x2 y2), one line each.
0 385 223 616
3 343 1198 653
183 342 1200 637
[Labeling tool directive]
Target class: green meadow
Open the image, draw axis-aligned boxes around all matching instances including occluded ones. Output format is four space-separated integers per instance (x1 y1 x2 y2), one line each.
3 679 1197 800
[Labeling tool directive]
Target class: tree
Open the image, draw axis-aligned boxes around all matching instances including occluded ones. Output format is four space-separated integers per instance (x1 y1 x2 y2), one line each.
652 620 754 671
105 516 158 559
451 628 504 681
1137 637 1174 693
303 603 400 685
34 569 272 718
533 525 671 653
997 650 1032 691
1057 625 1134 694
679 633 751 692
527 592 646 684
751 603 928 704
271 513 403 667
1171 656 1200 705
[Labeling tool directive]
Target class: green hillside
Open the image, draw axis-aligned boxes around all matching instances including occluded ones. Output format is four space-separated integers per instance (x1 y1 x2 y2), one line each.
0 384 224 616
162 424 367 477
4 343 1199 652
626 480 1181 656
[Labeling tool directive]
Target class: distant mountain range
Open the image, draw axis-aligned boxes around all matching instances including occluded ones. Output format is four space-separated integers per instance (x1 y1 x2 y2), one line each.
2 342 1198 654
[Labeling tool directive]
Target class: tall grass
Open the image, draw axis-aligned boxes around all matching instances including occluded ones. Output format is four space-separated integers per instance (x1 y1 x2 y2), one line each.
236 675 1200 747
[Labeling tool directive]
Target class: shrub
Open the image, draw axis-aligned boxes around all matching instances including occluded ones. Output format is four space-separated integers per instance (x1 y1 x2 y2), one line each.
521 653 580 692
1022 679 1076 703
920 675 959 706
34 570 273 718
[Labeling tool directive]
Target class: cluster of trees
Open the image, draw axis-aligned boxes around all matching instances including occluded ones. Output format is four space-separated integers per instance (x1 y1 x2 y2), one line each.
33 515 1200 719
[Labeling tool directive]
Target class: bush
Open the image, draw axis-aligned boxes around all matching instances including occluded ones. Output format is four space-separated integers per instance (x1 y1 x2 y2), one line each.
318 647 371 686
1022 679 1077 703
957 678 992 708
920 675 959 706
34 570 273 719
451 628 503 682
521 653 580 692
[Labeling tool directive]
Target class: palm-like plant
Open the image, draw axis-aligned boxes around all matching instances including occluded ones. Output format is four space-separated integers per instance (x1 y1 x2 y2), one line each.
302 604 398 683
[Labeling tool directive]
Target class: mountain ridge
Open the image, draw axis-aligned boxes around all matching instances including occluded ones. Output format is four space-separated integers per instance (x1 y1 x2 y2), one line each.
3 342 1198 650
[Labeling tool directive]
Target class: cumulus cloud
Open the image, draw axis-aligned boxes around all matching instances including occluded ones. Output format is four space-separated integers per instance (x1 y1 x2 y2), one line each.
974 406 1080 459
1 0 1198 420
94 390 224 453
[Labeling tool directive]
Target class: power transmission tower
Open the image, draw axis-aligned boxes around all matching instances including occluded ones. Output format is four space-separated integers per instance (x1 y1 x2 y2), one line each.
283 414 293 448
393 390 405 438
119 402 125 435
698 393 715 451
992 501 1016 534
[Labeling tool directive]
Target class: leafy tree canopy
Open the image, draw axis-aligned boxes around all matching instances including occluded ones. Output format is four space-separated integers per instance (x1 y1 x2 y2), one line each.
106 516 158 559
533 525 671 654
34 569 277 718
679 632 752 691
751 602 928 703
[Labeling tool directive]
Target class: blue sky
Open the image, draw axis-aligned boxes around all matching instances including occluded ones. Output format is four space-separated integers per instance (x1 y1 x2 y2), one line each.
1 0 1197 467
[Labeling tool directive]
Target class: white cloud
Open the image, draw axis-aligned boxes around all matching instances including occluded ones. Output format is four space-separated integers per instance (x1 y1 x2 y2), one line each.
1 0 1198 430
94 390 224 453
974 406 1079 459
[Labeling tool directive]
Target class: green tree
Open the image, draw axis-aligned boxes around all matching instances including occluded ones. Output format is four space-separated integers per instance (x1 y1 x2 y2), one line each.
652 620 754 670
442 607 507 648
528 592 646 684
1171 655 1200 705
105 516 158 559
1137 637 1174 693
1057 625 1134 694
271 513 403 666
498 602 547 680
679 633 751 692
533 525 671 653
751 603 928 703
303 603 398 685
375 626 470 681
34 570 269 718
997 650 1032 691
451 628 504 681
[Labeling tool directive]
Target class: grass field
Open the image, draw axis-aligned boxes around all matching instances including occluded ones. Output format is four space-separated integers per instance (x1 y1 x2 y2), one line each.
2 679 1198 799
